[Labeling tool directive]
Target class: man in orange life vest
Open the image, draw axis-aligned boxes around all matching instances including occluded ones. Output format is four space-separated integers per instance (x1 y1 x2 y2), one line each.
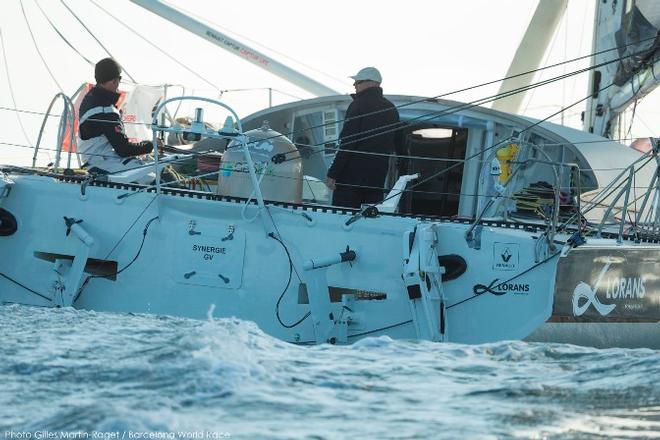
78 58 156 182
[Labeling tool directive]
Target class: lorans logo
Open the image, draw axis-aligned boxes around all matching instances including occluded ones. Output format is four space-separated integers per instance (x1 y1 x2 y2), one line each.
572 259 646 316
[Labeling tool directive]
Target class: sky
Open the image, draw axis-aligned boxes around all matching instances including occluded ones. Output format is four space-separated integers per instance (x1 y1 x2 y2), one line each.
0 0 658 165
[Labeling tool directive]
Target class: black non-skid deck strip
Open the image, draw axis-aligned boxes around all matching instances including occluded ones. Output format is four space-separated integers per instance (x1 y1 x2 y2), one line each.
24 173 660 244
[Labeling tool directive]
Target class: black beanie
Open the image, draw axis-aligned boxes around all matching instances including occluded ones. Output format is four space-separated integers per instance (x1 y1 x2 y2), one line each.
95 58 122 84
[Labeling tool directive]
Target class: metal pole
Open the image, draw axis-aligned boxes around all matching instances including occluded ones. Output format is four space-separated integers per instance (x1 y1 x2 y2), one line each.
130 0 339 97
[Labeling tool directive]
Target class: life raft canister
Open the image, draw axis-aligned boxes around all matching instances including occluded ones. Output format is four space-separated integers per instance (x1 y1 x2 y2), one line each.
217 121 303 204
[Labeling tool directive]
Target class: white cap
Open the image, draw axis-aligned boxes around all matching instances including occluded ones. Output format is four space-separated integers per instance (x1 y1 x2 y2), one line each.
350 66 382 83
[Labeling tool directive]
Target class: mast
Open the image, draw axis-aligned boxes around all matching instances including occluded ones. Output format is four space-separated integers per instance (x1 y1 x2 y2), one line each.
491 0 568 114
129 0 339 97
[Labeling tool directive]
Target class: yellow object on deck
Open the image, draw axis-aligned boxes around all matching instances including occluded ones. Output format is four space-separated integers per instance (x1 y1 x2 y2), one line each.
495 143 519 183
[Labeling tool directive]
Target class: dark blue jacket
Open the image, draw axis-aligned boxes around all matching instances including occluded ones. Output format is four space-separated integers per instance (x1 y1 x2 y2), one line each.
79 85 153 157
327 87 400 188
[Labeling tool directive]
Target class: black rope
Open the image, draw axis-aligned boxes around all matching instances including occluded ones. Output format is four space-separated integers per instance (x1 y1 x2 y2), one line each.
446 250 563 310
15 50 629 181
0 272 51 301
268 232 310 328
74 215 158 304
346 319 414 338
345 80 617 222
272 41 658 161
282 52 630 165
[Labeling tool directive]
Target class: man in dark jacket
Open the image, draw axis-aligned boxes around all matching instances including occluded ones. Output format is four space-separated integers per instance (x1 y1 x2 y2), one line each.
326 67 400 208
78 58 155 180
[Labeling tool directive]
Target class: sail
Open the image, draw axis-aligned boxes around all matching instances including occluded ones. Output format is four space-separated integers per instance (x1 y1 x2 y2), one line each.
614 0 660 87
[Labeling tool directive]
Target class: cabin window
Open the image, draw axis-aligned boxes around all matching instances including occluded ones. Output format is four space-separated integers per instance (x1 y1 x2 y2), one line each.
292 109 345 174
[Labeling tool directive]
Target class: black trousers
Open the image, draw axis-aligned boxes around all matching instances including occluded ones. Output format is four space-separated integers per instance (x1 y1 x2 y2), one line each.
332 187 384 209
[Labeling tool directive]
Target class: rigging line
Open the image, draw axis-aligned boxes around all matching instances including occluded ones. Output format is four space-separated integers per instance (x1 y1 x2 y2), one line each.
0 272 51 302
0 114 649 155
0 36 649 156
625 99 639 140
73 199 158 303
103 197 157 260
446 250 563 310
265 211 302 284
88 0 221 93
284 54 622 163
0 132 652 185
0 151 616 205
162 0 349 88
570 0 591 103
347 320 414 339
0 106 60 118
277 49 648 160
19 0 65 92
220 87 304 101
557 155 656 230
0 103 648 154
0 158 652 223
0 137 642 187
373 81 617 210
0 58 648 174
59 0 137 83
633 112 657 135
268 232 309 328
33 0 95 67
523 1 563 114
272 35 660 147
569 155 656 222
0 29 34 147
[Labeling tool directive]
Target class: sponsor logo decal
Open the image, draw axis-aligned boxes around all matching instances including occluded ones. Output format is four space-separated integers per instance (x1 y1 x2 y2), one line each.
253 141 274 152
493 243 518 271
473 279 531 296
571 260 646 317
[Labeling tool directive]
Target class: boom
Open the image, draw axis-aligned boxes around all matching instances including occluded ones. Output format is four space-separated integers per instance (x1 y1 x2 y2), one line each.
130 0 339 97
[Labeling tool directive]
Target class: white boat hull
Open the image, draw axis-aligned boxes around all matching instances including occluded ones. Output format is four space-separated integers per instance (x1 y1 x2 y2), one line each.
0 174 559 344
2 174 658 347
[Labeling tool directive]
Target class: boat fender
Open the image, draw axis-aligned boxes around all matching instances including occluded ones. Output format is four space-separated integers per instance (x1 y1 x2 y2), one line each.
0 208 17 236
437 254 467 282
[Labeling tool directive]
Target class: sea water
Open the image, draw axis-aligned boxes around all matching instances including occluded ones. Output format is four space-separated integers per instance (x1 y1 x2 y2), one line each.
1 305 659 440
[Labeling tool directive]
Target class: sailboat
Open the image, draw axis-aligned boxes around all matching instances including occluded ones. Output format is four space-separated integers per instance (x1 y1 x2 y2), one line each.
0 0 658 347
